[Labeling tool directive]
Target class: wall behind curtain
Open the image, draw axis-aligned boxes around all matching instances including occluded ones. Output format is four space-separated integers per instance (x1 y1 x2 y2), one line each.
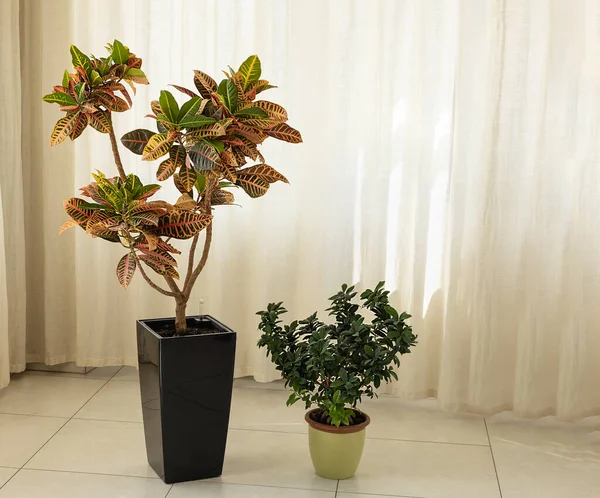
1 0 599 420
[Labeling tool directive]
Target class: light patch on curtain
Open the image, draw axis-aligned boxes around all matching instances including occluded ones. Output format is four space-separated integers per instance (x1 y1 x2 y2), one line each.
384 165 403 293
423 112 452 314
351 152 365 285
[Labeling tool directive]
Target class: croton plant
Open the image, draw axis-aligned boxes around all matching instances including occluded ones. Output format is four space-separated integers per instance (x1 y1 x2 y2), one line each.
43 40 302 334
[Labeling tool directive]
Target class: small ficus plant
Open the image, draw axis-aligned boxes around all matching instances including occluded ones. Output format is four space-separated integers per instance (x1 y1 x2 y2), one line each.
43 40 301 334
257 282 417 427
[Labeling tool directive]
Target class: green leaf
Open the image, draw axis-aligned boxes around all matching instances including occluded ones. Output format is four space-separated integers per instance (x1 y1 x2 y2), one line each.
384 305 399 319
62 70 70 88
217 79 227 97
234 106 269 119
74 82 86 102
70 45 92 76
204 139 224 154
195 174 206 194
222 79 238 111
159 90 179 123
177 97 202 123
179 114 216 129
238 55 262 90
125 67 148 84
121 129 155 155
42 92 78 106
111 39 130 65
90 70 103 86
126 67 146 78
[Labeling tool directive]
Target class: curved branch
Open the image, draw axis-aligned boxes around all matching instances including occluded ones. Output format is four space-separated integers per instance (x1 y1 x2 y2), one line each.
183 221 213 298
183 233 200 291
107 113 127 181
137 260 179 297
163 276 181 295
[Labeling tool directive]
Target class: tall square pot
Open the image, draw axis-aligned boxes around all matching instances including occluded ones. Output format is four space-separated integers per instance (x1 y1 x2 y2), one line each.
136 315 236 484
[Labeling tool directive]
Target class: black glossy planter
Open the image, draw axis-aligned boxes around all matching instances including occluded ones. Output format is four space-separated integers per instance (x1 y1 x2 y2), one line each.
136 315 236 484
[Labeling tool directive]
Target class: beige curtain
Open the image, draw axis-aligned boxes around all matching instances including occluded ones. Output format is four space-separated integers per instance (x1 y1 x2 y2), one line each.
1 0 599 420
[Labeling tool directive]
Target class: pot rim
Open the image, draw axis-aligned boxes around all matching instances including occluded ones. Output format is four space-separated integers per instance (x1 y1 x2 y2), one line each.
137 315 236 341
305 408 370 434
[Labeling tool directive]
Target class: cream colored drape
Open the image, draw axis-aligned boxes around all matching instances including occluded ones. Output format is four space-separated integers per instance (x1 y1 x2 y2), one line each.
1 0 599 420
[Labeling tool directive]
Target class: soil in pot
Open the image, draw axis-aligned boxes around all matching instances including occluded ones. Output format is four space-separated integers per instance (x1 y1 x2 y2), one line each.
308 408 367 427
154 317 227 338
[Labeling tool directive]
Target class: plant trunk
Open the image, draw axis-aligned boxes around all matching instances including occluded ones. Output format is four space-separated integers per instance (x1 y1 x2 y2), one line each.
175 298 187 335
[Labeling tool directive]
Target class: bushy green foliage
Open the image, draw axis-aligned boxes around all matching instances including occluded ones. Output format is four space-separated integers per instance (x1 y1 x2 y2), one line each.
257 282 417 426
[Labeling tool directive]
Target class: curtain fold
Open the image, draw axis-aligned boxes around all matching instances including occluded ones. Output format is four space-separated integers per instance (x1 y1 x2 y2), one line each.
1 0 599 419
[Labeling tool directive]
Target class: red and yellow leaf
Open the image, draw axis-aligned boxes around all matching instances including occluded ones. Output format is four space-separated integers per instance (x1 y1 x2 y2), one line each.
254 101 288 121
173 173 190 194
186 122 227 140
156 158 178 181
238 55 261 90
116 253 137 289
69 112 88 140
142 133 171 161
265 123 302 143
63 197 94 225
130 212 160 226
94 91 129 112
170 84 199 98
246 79 276 95
87 111 111 134
59 219 78 234
188 142 222 171
169 145 187 168
193 70 217 98
140 231 159 251
235 173 269 198
238 164 289 184
121 129 155 155
152 211 213 239
50 114 79 146
174 193 198 210
139 258 180 279
178 165 197 191
211 189 235 206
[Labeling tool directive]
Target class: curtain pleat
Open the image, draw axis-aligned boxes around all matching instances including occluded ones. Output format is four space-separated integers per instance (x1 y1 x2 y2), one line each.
1 0 599 419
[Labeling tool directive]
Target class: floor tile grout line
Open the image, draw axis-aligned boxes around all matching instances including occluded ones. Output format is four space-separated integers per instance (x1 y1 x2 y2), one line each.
227 427 489 447
336 489 425 498
335 479 339 497
182 480 336 494
164 483 174 497
0 468 18 492
484 417 504 498
16 467 160 480
14 366 123 479
71 416 143 424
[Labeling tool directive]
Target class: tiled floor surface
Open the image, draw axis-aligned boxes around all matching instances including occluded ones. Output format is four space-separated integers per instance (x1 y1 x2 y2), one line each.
0 367 598 497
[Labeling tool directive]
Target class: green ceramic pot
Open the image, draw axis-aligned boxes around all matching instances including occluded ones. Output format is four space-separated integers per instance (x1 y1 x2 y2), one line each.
305 409 370 480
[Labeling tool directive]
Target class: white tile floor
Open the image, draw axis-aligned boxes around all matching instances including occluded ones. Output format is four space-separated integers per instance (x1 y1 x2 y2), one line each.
0 367 598 497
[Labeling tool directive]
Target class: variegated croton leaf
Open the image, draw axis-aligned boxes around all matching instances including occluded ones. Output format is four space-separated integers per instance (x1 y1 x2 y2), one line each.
43 40 149 145
132 54 301 202
50 46 303 297
59 171 196 285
